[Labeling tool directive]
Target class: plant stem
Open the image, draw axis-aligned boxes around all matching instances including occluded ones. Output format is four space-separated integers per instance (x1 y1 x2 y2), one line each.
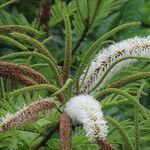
32 123 59 150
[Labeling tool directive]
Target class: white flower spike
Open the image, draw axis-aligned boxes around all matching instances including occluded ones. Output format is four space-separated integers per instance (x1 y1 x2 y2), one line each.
65 95 108 141
80 36 150 93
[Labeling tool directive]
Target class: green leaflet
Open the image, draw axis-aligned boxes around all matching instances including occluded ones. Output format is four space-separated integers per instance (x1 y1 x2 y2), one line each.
6 84 64 103
95 88 149 120
106 117 134 150
102 99 129 109
42 36 52 45
49 0 76 28
31 63 49 68
75 0 85 24
73 0 129 37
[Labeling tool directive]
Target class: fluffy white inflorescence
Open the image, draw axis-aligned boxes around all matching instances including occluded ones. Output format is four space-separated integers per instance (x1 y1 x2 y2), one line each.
65 95 108 141
79 36 150 93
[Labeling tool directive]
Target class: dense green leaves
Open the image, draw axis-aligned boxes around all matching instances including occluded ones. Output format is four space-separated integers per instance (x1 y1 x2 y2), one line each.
0 0 149 149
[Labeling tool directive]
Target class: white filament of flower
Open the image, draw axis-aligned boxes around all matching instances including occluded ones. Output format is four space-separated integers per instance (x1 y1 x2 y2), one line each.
65 95 108 141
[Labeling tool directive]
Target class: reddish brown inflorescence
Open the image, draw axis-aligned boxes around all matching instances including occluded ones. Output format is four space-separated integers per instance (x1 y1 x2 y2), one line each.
0 61 49 84
60 112 72 150
98 139 116 150
0 99 56 131
0 71 36 86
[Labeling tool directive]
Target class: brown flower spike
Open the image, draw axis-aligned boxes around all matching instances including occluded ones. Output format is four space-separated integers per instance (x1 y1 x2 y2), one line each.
0 99 56 131
98 139 116 150
0 61 49 84
0 71 36 86
60 112 72 150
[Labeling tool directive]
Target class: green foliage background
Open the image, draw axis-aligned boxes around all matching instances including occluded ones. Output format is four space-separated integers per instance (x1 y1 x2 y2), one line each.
0 0 149 150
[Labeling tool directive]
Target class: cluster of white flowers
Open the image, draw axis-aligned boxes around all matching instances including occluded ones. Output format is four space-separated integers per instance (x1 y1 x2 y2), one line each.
65 95 108 141
80 36 150 93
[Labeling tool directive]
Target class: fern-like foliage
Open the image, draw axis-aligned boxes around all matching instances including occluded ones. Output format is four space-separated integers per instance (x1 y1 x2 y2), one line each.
0 0 150 150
